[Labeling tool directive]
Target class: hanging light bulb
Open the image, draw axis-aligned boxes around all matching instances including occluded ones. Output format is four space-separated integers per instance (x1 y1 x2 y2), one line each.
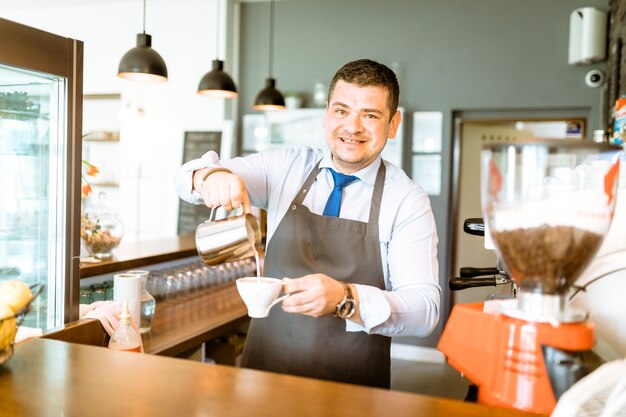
198 0 238 98
253 0 285 111
118 0 168 82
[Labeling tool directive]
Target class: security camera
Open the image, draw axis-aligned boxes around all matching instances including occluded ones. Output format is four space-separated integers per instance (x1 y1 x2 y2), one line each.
585 69 605 88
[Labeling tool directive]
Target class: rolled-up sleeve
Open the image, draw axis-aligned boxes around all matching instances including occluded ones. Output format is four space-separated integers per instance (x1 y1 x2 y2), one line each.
174 147 302 211
174 150 221 204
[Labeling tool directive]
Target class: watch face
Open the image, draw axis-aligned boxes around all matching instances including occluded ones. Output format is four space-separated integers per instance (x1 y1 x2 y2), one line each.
338 299 355 318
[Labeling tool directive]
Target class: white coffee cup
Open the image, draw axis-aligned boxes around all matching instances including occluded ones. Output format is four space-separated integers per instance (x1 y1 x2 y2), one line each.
235 277 288 318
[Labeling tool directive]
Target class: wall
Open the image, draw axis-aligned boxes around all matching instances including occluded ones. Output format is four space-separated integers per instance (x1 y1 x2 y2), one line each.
237 0 610 347
2 0 228 241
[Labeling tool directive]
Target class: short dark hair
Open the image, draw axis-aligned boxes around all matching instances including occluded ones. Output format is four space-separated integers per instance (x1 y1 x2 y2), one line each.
328 59 399 119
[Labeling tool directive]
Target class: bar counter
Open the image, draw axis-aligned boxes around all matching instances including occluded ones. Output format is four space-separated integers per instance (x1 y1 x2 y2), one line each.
44 284 249 358
0 337 544 417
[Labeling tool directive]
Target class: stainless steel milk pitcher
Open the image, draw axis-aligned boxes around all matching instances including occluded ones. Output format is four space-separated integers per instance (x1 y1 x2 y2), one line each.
195 207 261 265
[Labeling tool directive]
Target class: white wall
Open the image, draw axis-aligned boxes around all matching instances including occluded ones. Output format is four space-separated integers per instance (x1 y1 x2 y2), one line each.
3 0 230 241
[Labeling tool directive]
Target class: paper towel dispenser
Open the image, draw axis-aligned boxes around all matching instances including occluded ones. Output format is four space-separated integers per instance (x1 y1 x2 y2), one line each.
568 7 608 65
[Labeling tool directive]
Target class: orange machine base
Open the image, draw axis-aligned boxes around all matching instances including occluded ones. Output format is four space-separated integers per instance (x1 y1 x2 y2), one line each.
438 302 595 415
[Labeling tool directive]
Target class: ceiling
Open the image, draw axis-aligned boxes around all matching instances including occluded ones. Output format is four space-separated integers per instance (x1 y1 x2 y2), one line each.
2 0 278 10
1 0 136 11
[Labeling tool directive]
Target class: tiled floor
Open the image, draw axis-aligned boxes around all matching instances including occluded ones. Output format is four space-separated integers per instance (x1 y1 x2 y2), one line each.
390 358 471 401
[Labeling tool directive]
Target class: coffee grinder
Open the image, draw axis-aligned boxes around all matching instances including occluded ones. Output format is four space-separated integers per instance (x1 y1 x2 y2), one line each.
438 139 622 415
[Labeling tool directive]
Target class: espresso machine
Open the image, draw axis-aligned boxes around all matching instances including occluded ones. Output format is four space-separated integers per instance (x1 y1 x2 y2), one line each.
438 140 622 415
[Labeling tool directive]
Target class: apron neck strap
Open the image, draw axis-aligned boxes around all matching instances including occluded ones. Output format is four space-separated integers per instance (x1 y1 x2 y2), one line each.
292 158 386 225
293 159 323 205
368 162 385 225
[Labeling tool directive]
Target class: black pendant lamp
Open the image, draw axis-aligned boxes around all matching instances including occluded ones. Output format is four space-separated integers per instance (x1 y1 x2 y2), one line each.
198 60 238 98
198 0 238 98
253 0 285 111
117 0 168 82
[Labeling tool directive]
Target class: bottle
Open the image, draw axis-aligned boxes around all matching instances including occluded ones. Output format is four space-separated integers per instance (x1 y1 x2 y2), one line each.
108 299 142 353
593 130 605 143
612 95 626 145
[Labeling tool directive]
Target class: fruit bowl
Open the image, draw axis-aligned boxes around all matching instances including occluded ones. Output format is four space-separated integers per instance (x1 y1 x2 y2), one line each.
0 283 45 366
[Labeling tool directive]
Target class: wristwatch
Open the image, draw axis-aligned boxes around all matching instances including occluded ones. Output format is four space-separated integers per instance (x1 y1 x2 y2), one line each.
335 282 356 319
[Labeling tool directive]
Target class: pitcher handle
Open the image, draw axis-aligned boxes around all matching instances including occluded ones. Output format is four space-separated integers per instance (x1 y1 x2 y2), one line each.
208 205 243 222
209 206 219 221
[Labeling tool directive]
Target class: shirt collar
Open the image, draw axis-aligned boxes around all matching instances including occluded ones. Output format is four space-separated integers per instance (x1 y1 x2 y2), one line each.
319 149 381 187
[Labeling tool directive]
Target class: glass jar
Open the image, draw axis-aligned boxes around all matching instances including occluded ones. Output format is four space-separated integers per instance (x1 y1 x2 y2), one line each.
482 140 621 322
79 286 92 304
81 192 124 259
90 284 106 302
127 270 156 334
104 280 114 301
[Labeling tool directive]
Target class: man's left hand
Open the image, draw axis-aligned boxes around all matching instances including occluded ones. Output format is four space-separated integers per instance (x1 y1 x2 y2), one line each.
281 274 344 318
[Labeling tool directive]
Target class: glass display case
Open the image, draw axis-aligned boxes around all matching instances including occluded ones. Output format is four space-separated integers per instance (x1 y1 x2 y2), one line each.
0 18 83 329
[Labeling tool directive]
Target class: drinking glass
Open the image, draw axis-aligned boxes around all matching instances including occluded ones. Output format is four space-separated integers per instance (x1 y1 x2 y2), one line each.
126 270 156 334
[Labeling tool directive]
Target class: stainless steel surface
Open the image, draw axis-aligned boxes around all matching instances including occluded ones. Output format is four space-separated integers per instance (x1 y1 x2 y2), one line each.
195 208 261 266
499 293 588 324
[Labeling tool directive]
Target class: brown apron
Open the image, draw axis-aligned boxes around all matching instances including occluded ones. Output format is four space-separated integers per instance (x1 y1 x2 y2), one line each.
240 160 391 388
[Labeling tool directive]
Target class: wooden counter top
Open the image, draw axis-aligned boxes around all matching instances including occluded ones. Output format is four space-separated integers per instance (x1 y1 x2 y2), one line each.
1 338 544 417
80 234 197 278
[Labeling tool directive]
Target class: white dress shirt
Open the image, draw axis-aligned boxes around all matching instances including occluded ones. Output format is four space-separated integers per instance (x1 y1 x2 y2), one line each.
175 146 440 338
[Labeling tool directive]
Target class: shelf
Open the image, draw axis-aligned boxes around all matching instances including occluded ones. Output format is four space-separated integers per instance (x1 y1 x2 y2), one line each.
82 131 119 142
83 138 120 143
0 231 38 240
0 144 49 156
84 93 121 100
89 181 119 187
79 234 198 278
0 109 45 119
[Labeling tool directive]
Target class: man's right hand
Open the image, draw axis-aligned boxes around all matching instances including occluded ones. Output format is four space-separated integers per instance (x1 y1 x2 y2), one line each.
193 169 251 212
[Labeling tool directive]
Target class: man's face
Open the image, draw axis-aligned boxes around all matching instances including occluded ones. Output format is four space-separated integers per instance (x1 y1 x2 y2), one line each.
322 80 401 174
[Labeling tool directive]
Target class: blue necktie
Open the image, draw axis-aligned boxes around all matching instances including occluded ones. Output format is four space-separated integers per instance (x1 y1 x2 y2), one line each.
323 168 358 217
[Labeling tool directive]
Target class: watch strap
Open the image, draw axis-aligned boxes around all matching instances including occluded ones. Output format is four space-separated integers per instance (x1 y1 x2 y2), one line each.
199 167 233 190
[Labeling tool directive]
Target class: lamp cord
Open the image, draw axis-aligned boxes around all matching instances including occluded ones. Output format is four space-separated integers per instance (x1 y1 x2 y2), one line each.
269 0 274 77
216 0 220 59
142 0 146 33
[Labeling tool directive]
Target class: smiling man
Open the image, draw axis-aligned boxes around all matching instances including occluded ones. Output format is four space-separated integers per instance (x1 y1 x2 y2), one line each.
175 59 440 389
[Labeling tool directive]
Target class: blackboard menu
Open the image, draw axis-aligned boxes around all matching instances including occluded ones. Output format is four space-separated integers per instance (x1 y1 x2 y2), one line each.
177 131 221 235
